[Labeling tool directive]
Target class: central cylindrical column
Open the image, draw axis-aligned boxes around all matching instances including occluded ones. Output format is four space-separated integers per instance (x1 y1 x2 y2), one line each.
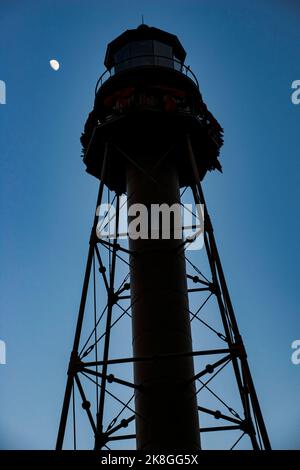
127 154 200 450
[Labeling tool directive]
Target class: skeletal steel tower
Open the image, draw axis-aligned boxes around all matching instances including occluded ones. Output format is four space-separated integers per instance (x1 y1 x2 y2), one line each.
56 24 271 451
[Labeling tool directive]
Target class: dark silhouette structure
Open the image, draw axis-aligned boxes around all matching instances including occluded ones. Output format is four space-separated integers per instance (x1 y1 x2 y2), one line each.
56 25 271 450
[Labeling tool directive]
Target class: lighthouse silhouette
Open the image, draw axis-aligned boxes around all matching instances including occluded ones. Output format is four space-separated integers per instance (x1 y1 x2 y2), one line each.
56 24 271 451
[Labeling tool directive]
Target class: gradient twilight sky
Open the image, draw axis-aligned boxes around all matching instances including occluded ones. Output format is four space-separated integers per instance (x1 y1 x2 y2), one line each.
0 0 299 450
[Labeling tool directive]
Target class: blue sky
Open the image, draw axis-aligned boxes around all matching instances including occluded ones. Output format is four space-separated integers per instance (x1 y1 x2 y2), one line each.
0 0 299 449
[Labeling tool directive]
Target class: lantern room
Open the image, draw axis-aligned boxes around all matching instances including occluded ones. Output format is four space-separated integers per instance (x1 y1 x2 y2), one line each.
104 24 186 74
